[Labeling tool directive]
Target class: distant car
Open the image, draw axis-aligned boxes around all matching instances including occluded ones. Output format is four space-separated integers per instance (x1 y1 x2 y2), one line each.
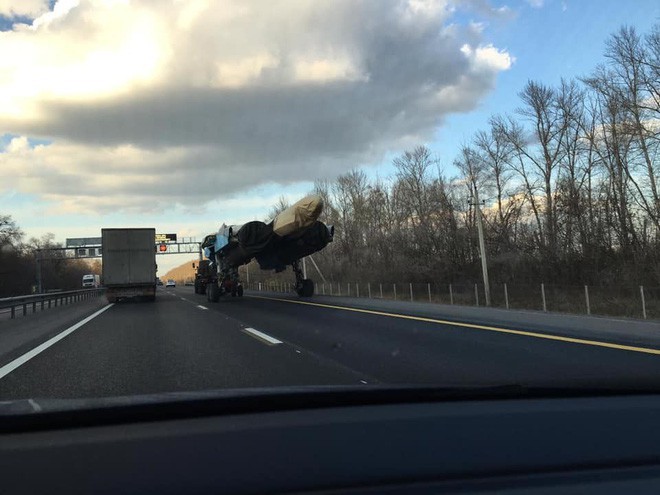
166 279 176 288
156 278 164 286
184 280 193 286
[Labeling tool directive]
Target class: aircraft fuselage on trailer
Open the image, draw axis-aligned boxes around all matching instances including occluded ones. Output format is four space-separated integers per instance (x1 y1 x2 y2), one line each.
200 195 333 300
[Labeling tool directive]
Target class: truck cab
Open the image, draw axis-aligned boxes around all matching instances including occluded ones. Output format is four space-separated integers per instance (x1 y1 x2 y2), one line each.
82 274 100 288
193 260 211 295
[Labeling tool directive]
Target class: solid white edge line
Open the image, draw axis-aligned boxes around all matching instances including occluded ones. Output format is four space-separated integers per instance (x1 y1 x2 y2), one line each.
0 304 115 380
197 305 208 310
242 327 283 345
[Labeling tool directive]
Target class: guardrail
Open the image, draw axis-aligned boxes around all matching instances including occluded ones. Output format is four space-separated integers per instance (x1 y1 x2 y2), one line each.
0 288 106 320
247 281 660 321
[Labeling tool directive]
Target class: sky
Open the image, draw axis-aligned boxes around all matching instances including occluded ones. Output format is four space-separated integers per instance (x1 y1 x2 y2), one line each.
0 0 658 274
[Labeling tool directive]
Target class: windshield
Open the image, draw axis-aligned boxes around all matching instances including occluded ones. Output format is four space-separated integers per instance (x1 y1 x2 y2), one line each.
1 0 659 410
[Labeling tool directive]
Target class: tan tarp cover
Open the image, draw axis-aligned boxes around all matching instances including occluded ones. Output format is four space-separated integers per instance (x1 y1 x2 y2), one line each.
273 195 324 237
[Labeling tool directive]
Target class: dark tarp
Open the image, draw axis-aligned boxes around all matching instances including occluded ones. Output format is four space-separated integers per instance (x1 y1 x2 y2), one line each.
237 221 274 255
256 221 333 271
219 221 275 266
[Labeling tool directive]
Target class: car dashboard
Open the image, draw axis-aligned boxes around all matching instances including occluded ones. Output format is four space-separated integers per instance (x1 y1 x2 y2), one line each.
2 387 660 494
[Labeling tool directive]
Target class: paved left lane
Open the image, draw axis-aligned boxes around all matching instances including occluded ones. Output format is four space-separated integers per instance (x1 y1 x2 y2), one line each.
0 288 368 399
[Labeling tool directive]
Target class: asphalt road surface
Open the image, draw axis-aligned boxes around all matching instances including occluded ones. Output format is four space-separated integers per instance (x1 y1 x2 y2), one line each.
1 286 660 400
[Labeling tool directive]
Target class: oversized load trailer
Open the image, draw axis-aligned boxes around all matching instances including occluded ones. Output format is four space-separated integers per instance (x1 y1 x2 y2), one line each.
199 195 333 300
102 228 157 303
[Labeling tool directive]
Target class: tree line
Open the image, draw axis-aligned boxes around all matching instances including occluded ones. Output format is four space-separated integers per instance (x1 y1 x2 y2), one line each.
0 215 99 297
303 24 660 288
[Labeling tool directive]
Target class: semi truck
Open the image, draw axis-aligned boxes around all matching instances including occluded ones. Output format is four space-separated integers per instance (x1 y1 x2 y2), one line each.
102 228 157 303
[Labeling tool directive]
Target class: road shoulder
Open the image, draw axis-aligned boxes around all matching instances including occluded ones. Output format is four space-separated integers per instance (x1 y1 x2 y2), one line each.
0 297 109 368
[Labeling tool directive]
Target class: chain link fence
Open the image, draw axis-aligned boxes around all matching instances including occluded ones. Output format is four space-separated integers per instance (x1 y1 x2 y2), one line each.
247 280 659 321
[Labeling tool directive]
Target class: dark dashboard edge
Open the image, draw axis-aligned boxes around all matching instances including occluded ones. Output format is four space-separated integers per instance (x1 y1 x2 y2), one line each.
2 384 660 434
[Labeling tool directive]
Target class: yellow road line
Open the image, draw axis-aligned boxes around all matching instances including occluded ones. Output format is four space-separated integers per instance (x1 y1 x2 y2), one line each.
247 295 660 356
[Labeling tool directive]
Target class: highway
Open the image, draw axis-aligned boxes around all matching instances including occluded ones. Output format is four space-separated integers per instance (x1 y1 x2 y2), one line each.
1 286 660 400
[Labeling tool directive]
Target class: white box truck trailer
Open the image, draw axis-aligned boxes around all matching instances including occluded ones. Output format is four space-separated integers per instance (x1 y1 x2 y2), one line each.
82 274 100 288
102 228 157 302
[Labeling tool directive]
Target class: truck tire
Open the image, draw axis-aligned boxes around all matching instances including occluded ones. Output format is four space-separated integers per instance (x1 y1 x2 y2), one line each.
296 279 314 298
207 283 220 303
147 287 156 302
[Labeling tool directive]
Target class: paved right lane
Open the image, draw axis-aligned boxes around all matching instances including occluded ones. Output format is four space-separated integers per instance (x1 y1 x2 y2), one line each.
205 290 660 389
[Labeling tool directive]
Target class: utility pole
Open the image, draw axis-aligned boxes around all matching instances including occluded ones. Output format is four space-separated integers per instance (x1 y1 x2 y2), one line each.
36 249 43 294
302 257 307 279
472 188 491 306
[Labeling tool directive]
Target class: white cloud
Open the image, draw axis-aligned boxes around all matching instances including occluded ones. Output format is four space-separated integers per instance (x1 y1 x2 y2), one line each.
0 0 512 213
461 43 515 72
0 138 325 213
214 54 280 88
0 0 164 117
0 0 49 18
525 0 544 7
30 0 79 29
293 57 367 84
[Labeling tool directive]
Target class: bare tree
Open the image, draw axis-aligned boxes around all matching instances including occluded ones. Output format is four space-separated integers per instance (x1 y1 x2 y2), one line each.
473 120 522 247
331 169 370 271
0 214 23 248
605 26 660 224
516 80 573 257
268 196 290 220
583 69 637 252
492 115 545 249
554 79 591 255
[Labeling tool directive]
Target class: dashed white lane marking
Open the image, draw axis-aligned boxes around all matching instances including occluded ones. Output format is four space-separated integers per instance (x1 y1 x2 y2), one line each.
197 305 208 310
360 380 368 384
0 304 115 380
241 327 283 346
180 297 188 301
